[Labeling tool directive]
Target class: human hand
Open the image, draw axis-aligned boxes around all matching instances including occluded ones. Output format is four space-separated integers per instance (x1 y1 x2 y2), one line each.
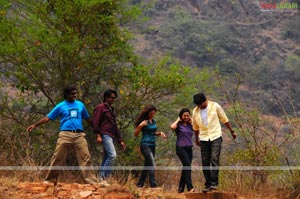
231 131 237 140
160 132 167 139
26 125 35 133
120 141 126 151
195 139 200 146
96 134 102 143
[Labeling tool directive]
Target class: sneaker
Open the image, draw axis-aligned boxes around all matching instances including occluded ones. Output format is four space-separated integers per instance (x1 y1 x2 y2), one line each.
203 187 210 193
43 180 58 186
99 180 110 187
43 180 51 184
98 177 110 187
136 182 144 188
209 185 218 190
189 189 197 193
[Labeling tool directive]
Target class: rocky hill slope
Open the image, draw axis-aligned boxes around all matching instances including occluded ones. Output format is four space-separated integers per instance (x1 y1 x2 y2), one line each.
131 0 300 115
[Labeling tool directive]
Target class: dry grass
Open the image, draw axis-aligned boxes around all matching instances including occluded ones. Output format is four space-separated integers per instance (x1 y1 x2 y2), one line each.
0 169 298 199
0 176 20 199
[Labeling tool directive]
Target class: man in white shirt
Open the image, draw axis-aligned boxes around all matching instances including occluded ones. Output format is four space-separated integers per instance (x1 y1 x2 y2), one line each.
192 93 236 192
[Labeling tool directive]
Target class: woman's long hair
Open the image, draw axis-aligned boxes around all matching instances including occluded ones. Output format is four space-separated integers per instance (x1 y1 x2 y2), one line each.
134 105 157 127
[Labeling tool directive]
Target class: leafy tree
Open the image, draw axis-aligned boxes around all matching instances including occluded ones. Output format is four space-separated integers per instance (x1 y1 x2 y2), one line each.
0 0 138 102
0 0 140 167
0 0 212 183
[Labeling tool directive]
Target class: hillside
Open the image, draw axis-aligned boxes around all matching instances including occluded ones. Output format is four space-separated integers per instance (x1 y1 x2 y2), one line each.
1 1 300 198
131 0 300 115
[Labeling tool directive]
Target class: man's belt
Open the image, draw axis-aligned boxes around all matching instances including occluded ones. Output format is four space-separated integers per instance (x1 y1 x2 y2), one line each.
62 129 84 133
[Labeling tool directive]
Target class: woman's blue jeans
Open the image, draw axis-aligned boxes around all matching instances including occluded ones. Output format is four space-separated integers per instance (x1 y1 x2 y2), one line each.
137 144 158 187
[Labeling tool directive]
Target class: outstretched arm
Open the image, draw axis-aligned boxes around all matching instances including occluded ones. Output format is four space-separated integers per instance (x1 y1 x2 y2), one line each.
155 131 167 139
27 116 50 132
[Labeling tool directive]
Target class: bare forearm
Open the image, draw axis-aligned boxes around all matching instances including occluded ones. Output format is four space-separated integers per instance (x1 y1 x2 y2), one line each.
134 126 142 137
224 122 233 132
170 118 180 130
194 130 199 136
27 116 50 132
33 117 50 127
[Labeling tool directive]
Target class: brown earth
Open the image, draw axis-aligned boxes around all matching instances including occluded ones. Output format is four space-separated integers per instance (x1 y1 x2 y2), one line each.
0 180 243 199
0 180 181 199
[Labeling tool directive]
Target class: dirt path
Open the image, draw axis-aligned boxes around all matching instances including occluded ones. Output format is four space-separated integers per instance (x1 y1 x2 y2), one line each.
3 181 135 199
0 181 188 199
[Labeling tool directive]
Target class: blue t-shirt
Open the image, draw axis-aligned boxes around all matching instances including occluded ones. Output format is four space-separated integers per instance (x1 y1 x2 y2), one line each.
47 100 89 131
141 119 157 146
175 122 193 147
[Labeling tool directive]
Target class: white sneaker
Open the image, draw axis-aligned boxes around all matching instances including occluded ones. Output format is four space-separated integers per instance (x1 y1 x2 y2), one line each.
98 177 110 187
99 180 110 187
43 180 51 184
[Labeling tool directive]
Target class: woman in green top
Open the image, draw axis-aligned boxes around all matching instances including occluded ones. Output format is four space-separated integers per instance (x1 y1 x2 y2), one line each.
134 105 167 187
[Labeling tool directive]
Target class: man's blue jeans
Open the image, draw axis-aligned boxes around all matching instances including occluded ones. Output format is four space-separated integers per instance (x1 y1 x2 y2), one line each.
136 144 158 187
99 134 116 179
200 137 222 187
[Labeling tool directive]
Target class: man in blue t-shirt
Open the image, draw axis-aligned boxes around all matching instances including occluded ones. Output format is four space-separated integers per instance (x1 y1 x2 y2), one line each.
27 85 99 185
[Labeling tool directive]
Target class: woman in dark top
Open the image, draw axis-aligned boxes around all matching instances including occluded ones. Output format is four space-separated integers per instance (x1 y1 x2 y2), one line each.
170 108 196 193
134 105 167 188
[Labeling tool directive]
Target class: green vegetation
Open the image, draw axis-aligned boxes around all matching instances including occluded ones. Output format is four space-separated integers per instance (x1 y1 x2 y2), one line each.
1 0 300 198
0 0 209 177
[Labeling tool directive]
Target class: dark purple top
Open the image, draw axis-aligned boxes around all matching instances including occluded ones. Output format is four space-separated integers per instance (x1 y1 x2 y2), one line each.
175 122 193 147
93 103 122 143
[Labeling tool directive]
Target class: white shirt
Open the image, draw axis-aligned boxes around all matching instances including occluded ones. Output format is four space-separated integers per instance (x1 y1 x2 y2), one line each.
200 106 208 127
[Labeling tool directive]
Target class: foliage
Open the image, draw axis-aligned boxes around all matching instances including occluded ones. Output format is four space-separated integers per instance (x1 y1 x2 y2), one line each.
0 0 139 103
214 71 298 188
282 15 300 40
103 60 210 181
0 0 140 166
284 54 300 80
150 7 240 68
0 0 213 180
135 0 300 119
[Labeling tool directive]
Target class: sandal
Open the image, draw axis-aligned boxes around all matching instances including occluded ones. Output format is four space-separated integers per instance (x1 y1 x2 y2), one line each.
189 189 197 193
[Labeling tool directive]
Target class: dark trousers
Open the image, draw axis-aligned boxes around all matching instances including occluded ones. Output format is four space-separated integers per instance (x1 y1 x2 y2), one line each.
176 146 193 192
200 137 222 187
137 145 158 187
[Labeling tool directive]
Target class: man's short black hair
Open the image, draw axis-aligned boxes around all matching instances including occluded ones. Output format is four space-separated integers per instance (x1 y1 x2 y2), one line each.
103 89 118 102
193 92 207 105
63 84 77 99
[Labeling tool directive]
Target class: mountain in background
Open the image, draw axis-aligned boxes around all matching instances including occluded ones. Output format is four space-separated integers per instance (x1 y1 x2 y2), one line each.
130 0 300 116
